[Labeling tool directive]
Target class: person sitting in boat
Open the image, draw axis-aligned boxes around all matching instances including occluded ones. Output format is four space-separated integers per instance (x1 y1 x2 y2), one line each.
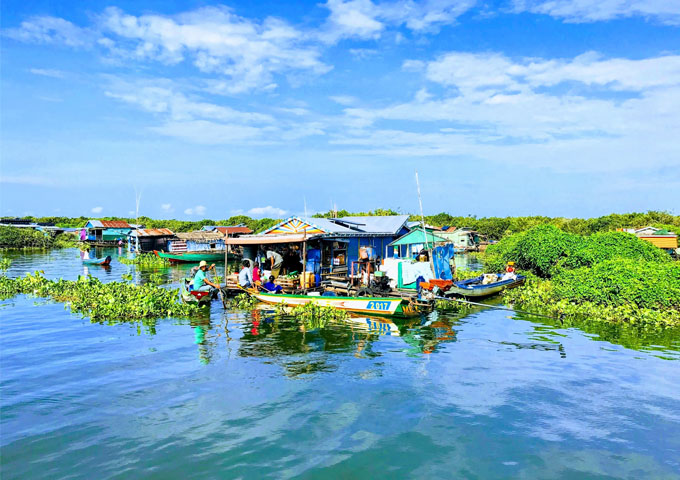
238 260 253 288
501 261 517 281
252 262 262 284
193 261 220 292
262 275 283 294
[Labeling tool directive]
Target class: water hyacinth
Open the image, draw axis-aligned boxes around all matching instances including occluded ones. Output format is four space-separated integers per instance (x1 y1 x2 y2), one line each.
0 271 198 320
119 253 169 267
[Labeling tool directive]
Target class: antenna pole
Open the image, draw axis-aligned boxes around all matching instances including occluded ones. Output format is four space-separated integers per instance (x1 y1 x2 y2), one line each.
415 170 429 251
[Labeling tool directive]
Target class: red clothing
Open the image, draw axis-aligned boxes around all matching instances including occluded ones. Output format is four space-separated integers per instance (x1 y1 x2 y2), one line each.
253 266 261 282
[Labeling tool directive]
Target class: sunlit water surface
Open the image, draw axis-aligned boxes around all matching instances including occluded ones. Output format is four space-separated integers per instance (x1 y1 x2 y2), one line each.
1 249 680 479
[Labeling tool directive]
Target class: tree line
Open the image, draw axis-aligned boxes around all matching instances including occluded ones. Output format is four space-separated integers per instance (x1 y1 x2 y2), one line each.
3 210 677 241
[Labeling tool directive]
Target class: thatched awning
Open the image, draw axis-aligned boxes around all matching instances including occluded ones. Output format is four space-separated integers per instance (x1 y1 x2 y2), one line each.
176 231 225 242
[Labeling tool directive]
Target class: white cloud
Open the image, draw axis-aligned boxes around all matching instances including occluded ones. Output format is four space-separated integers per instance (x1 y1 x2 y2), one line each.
319 0 476 42
0 175 57 186
98 6 331 93
29 68 66 78
152 120 266 144
161 203 173 212
512 0 680 25
321 0 385 43
184 205 207 216
3 16 94 47
334 51 680 173
91 206 103 214
247 206 288 217
330 95 359 105
105 78 273 123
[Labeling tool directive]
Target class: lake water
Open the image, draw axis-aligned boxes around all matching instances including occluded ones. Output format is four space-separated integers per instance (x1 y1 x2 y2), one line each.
2 249 680 479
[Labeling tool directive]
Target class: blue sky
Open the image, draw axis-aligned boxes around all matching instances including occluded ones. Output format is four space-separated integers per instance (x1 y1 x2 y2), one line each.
1 0 679 220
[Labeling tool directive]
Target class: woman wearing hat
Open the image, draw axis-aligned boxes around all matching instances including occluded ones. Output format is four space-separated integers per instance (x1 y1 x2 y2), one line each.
193 260 220 292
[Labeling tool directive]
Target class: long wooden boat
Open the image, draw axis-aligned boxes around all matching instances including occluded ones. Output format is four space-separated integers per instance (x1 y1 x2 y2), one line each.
445 274 526 298
154 250 226 264
82 255 111 266
180 279 212 306
253 292 427 317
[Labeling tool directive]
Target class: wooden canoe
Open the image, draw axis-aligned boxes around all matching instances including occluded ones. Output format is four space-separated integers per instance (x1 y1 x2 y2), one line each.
445 274 526 298
154 251 227 264
252 292 425 317
180 279 212 306
82 255 111 266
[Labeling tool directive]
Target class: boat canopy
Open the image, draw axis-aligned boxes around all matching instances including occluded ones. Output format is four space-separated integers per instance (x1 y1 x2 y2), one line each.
226 234 322 245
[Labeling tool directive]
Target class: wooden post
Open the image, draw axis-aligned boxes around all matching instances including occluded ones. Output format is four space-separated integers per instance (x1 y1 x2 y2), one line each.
302 232 307 292
224 232 229 279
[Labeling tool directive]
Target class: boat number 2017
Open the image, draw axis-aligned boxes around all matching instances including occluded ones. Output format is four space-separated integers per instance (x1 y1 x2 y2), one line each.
366 301 391 311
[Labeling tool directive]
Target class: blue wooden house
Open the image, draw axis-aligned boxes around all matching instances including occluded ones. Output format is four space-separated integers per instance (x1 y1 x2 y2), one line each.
84 220 132 243
260 215 409 275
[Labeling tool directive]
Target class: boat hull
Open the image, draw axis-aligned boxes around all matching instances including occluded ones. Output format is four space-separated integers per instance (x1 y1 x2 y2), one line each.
446 275 526 298
180 281 212 306
253 292 422 317
82 256 111 266
155 251 227 264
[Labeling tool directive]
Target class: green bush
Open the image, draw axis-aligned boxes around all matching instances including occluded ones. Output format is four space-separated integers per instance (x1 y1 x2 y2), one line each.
0 226 52 248
552 258 680 310
485 225 584 277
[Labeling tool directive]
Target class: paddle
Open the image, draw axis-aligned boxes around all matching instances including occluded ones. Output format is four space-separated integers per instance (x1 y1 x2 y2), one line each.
211 265 226 308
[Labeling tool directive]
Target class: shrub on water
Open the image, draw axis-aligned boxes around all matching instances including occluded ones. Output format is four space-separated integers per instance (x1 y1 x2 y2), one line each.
557 231 670 270
486 225 583 277
552 258 680 310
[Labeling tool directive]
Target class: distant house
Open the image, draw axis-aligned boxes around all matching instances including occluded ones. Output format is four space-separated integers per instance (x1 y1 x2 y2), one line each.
168 231 226 253
128 228 175 253
85 220 132 243
623 226 678 251
437 227 480 251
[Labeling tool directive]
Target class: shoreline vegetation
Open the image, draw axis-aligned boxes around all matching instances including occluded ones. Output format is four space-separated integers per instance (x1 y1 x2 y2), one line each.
482 225 680 329
2 210 678 331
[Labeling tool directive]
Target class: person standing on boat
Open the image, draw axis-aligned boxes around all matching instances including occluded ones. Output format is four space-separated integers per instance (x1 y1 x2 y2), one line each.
266 250 284 278
194 261 220 292
238 260 253 288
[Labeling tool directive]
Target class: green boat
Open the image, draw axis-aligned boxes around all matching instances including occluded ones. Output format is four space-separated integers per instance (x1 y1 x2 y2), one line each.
154 250 227 264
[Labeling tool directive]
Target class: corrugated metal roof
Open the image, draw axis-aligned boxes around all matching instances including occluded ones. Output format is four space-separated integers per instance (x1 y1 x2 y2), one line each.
86 220 131 229
131 228 175 237
226 234 320 245
176 231 225 241
297 217 355 233
216 226 253 235
389 229 449 247
101 220 131 228
338 215 409 235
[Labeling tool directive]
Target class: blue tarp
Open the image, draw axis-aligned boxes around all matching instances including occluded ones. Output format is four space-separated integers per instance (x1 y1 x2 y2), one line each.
432 244 455 280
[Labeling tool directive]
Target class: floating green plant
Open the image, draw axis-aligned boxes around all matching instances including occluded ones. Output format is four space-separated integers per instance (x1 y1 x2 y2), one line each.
0 258 11 272
119 253 169 267
0 271 198 320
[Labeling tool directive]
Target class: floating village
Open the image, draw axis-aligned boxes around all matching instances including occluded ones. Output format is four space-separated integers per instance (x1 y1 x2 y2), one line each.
2 214 677 320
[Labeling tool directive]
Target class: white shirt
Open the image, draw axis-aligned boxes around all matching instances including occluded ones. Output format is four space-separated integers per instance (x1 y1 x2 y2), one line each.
238 267 253 286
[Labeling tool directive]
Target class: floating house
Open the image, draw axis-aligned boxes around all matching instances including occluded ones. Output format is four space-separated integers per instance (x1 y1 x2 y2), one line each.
128 228 175 253
226 215 410 284
388 229 449 258
168 231 226 253
622 227 678 252
437 227 480 251
84 220 132 244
